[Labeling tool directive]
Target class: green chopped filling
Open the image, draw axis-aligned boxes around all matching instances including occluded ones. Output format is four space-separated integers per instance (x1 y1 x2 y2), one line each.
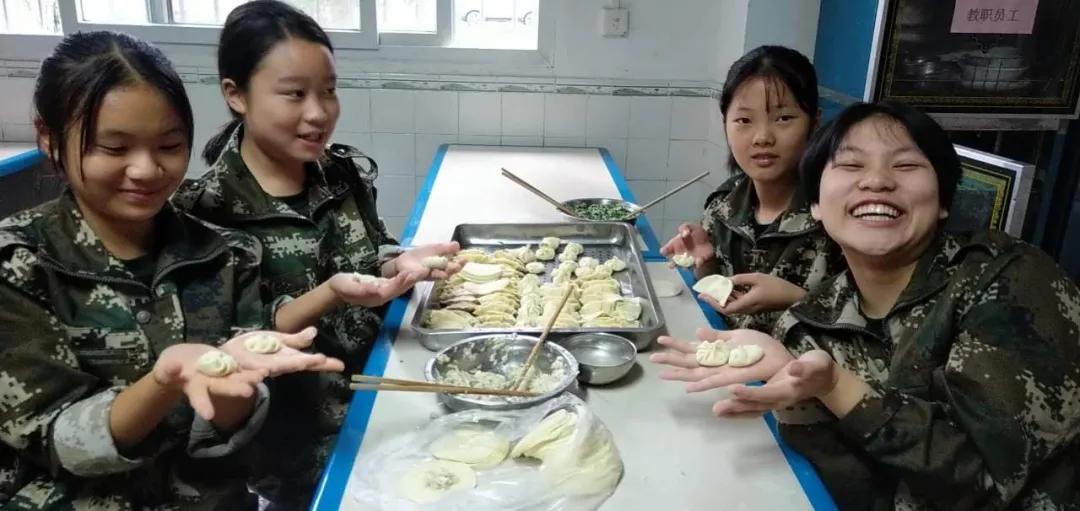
570 202 631 221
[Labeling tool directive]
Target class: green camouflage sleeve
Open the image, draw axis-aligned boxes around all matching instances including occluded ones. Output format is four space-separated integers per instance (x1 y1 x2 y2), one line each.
220 231 276 333
0 282 152 478
833 249 1080 508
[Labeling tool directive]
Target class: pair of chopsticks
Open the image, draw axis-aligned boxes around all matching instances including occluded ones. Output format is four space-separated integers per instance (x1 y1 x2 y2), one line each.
512 286 575 390
349 374 539 398
501 167 710 221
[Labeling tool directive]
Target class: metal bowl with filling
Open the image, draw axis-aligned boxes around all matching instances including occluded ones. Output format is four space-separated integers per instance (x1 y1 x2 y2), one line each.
560 197 639 223
561 333 637 385
425 334 579 411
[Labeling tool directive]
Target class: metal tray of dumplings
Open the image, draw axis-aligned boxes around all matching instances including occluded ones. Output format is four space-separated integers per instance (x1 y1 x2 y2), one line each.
410 222 667 352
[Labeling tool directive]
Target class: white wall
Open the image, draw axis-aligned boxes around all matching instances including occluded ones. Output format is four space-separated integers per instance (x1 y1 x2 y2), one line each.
743 0 820 60
0 0 822 240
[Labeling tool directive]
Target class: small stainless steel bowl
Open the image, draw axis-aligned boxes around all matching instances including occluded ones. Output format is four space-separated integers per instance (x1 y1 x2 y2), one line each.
425 334 579 411
561 333 637 385
559 197 640 224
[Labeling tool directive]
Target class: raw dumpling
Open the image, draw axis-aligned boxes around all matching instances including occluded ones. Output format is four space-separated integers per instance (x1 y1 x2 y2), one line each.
727 344 764 368
463 278 511 296
525 261 546 274
243 333 282 354
692 274 734 305
196 349 238 377
671 252 695 267
695 340 730 367
535 247 556 261
577 257 599 269
430 428 510 468
422 255 449 269
460 262 503 283
540 237 561 249
426 309 477 329
510 245 536 263
603 256 627 272
396 460 477 503
352 273 388 285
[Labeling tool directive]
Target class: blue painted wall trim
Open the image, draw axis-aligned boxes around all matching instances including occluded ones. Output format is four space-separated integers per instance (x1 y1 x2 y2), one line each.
814 0 880 100
310 144 449 511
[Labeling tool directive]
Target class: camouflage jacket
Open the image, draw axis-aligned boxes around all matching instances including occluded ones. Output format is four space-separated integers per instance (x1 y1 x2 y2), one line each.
701 173 842 331
173 124 400 372
772 230 1080 510
172 126 401 501
0 191 273 510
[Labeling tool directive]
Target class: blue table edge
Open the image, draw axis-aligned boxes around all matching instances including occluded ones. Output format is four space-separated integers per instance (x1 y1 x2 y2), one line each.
0 147 43 178
311 144 836 510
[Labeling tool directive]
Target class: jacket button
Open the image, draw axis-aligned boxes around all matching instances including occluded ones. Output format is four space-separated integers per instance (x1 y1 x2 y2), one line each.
136 310 152 324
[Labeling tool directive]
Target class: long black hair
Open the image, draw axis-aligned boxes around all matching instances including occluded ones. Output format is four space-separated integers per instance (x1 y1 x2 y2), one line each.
719 45 818 171
799 102 962 211
202 0 333 164
34 31 193 176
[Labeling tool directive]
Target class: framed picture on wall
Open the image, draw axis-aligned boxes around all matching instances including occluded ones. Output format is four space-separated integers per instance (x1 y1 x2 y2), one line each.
945 144 1035 236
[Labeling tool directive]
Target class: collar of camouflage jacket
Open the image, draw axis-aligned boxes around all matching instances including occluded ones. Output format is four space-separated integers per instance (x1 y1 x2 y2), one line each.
709 173 820 240
788 230 1006 332
178 122 350 222
4 189 236 287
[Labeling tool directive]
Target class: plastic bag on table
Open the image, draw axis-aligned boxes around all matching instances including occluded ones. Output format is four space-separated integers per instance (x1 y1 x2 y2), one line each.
349 393 623 510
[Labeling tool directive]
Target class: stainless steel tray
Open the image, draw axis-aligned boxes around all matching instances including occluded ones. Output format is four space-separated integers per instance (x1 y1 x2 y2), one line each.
410 222 667 352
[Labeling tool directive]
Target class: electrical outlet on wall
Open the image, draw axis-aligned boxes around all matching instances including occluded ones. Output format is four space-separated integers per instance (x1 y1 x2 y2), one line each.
600 7 628 37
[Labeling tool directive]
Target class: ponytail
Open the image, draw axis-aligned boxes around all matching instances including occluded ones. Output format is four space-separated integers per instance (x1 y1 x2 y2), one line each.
202 118 242 165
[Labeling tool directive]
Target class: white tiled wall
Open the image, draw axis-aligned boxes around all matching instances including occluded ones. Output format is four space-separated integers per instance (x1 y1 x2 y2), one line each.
1 76 730 242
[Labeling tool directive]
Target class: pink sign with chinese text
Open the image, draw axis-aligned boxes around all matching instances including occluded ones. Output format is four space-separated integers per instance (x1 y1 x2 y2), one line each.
950 0 1039 34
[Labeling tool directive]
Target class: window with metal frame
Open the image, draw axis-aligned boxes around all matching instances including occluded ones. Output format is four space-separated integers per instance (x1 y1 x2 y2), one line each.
0 0 540 51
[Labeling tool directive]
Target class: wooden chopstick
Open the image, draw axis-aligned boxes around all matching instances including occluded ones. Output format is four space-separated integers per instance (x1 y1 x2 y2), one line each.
348 374 539 397
500 168 577 215
513 286 574 390
348 382 538 397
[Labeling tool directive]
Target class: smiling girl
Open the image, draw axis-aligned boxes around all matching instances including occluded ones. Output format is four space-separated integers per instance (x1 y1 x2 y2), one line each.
0 31 341 509
661 46 842 332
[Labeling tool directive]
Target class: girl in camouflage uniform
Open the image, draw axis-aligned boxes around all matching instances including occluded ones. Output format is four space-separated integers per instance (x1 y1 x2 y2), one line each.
0 31 343 510
661 46 842 332
172 2 460 507
654 103 1080 508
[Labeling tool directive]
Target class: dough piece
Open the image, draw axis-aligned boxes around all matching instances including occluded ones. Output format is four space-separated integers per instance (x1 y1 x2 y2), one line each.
557 251 579 263
430 429 510 469
564 242 584 255
396 460 477 504
422 255 449 269
603 256 627 272
352 273 388 285
671 252 695 267
695 341 730 367
525 261 546 274
535 247 556 261
540 237 561 249
196 349 238 377
243 333 282 354
727 344 764 368
692 274 734 305
511 409 577 460
651 279 683 298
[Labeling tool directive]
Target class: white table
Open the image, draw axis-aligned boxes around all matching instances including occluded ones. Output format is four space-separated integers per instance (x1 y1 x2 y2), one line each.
311 145 834 510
